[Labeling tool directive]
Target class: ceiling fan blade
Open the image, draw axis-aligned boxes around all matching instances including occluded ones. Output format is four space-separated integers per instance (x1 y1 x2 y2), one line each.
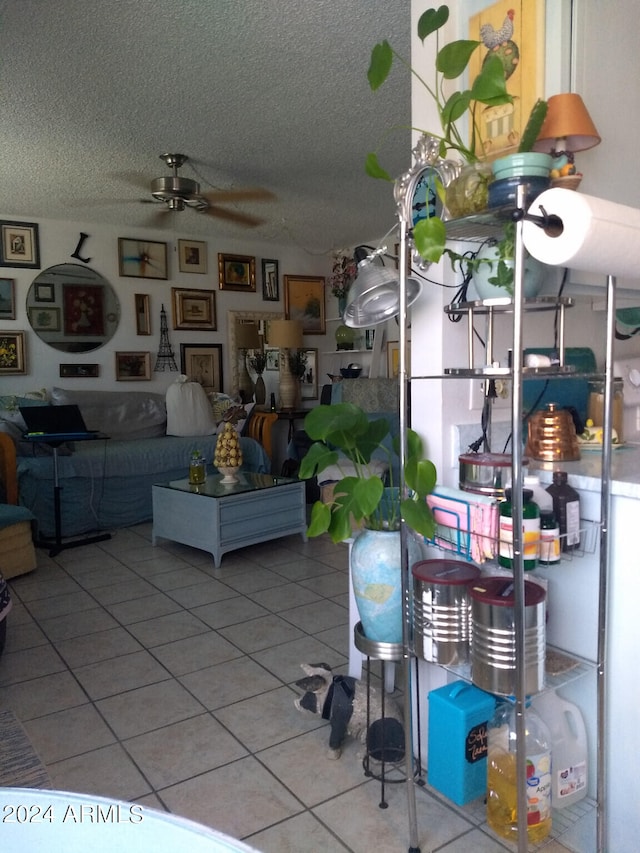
200 187 274 204
200 205 265 227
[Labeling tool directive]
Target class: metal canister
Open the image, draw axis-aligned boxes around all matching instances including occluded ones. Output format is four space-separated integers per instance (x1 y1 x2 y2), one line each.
587 378 624 442
469 576 546 696
412 559 480 666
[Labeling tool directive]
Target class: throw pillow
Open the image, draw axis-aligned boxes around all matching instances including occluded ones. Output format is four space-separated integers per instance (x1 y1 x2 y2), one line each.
166 376 217 436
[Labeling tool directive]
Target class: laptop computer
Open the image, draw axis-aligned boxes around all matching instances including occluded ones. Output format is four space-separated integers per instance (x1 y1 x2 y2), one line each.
20 404 102 442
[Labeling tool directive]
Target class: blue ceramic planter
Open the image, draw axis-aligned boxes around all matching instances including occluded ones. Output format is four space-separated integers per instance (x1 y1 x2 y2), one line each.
351 527 420 643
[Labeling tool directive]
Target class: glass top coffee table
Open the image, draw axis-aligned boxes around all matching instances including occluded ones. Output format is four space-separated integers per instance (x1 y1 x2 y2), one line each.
152 472 307 568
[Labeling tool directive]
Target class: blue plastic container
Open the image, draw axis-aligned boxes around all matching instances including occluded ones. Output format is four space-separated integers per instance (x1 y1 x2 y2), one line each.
428 680 495 805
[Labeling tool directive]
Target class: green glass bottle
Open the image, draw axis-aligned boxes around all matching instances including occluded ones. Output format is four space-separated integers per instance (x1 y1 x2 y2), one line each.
498 488 540 571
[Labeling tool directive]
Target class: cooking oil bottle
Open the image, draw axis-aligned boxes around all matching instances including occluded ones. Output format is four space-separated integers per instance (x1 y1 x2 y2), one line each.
487 699 552 843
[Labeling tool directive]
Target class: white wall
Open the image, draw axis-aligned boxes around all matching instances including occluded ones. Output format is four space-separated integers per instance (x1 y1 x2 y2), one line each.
0 213 334 398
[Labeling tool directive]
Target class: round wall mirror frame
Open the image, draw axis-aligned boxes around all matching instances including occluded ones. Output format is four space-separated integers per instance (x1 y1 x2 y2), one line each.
26 263 121 353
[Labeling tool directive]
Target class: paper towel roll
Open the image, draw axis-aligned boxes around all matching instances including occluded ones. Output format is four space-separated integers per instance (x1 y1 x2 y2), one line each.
523 188 640 280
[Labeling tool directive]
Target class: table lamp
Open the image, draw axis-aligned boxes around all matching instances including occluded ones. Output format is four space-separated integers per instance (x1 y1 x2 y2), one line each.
533 93 600 187
268 319 303 409
235 321 260 403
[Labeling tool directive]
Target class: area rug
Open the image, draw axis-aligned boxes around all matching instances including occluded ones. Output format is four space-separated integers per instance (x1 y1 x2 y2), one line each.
0 709 51 788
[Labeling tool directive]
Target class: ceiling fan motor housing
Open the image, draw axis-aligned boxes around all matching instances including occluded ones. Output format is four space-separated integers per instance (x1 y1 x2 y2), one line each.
151 175 200 202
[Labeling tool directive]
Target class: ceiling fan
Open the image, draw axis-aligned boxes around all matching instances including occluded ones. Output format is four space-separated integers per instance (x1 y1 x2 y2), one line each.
141 153 273 227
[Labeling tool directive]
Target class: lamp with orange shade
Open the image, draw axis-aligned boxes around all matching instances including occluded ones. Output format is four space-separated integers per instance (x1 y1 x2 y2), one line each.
533 93 600 188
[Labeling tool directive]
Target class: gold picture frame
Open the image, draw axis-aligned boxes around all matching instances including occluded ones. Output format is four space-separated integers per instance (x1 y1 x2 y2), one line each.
284 274 326 335
0 330 26 374
171 287 217 331
386 340 410 379
115 351 151 381
178 239 207 274
218 253 256 291
135 294 151 335
118 238 168 280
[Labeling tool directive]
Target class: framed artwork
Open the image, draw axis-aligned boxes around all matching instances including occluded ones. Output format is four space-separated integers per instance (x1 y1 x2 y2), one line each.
28 306 60 332
265 347 280 371
115 351 151 381
284 274 326 334
118 238 168 280
300 348 318 400
178 239 207 274
63 284 104 336
218 253 256 291
135 294 151 335
386 341 411 379
59 364 100 378
0 331 26 374
261 258 279 301
180 343 224 392
0 221 40 269
0 278 16 320
468 0 545 159
34 281 55 302
171 287 216 331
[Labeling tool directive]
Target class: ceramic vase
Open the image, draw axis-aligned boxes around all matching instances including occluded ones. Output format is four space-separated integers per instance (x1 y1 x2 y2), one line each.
254 373 266 406
350 527 420 644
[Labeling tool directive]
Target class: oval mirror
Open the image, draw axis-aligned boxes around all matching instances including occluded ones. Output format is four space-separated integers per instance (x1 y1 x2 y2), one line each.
27 263 120 353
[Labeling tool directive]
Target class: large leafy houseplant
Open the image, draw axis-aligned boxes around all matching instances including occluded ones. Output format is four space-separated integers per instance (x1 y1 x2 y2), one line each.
366 4 547 265
299 402 437 543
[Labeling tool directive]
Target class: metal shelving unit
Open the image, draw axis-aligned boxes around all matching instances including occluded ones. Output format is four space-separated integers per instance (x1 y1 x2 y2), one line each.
396 183 614 852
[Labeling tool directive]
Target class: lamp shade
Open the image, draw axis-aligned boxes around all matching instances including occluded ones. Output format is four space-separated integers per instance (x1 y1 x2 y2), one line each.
268 319 303 348
235 321 260 349
343 260 422 328
533 93 601 153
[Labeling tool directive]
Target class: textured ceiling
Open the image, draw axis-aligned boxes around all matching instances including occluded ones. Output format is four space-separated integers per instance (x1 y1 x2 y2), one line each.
0 0 412 252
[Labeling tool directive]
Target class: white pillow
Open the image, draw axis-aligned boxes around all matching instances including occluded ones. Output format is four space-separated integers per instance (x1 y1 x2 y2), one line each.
166 376 216 436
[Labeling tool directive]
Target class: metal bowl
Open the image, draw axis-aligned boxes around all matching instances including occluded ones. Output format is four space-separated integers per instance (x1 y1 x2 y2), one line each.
340 365 362 379
459 452 520 497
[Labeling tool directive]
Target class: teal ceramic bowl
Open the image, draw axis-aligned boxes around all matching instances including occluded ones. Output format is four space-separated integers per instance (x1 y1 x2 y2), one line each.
492 153 553 181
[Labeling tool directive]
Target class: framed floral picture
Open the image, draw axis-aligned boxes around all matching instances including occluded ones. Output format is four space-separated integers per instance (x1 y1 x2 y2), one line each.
218 253 256 291
171 287 216 331
63 284 104 336
0 330 26 374
115 351 151 381
28 306 60 332
0 222 40 268
284 274 326 334
178 239 207 274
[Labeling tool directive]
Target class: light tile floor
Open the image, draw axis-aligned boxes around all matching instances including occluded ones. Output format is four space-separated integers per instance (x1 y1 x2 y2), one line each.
1 524 586 852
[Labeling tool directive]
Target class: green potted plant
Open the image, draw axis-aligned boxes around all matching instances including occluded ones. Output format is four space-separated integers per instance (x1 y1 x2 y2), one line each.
462 221 545 299
366 5 548 264
299 402 437 643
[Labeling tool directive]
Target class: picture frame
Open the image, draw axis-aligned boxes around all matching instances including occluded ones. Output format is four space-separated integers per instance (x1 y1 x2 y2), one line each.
386 340 411 379
63 284 105 336
34 281 55 303
59 363 100 378
0 278 16 320
217 253 256 291
0 330 26 374
118 238 168 280
284 274 326 334
135 294 151 335
115 351 151 381
28 306 60 332
180 343 224 393
300 348 318 400
178 239 207 274
171 287 216 331
261 258 279 301
0 221 40 269
265 347 280 371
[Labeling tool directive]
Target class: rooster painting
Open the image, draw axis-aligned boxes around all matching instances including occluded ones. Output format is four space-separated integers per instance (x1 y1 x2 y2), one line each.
480 8 519 81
